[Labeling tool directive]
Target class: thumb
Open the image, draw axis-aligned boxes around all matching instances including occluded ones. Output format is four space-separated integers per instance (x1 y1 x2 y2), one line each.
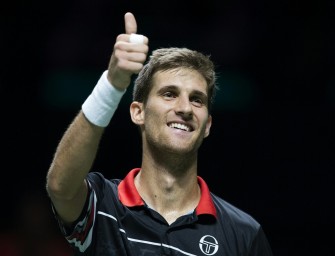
124 12 137 34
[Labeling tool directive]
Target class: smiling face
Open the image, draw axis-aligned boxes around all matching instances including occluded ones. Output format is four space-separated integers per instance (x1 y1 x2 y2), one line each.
130 68 212 156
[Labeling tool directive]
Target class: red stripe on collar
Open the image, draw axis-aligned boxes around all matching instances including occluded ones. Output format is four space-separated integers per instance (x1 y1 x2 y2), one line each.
118 168 144 206
195 176 217 217
118 168 217 218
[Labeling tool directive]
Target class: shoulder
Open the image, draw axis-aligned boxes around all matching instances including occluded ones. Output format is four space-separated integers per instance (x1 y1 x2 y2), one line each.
210 193 274 255
86 172 122 198
211 192 261 230
86 172 122 186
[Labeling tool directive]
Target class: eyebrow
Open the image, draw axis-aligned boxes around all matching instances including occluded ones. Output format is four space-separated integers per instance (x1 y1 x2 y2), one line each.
192 90 208 100
157 85 208 98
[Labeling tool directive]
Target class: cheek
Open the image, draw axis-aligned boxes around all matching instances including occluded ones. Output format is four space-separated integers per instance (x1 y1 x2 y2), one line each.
144 108 165 127
145 101 169 120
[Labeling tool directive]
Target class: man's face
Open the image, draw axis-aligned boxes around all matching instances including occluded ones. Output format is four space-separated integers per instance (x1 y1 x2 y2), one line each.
139 68 212 155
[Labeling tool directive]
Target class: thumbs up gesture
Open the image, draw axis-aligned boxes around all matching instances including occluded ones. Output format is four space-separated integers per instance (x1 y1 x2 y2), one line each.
107 12 149 91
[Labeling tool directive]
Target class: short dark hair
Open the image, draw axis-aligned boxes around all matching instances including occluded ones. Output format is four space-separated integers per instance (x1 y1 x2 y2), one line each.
132 47 218 112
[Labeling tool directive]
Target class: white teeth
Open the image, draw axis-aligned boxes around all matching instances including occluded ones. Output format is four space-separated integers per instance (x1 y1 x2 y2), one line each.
169 123 190 132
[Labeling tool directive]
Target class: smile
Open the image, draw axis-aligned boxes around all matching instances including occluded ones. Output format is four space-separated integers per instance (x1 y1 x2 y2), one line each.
168 122 192 132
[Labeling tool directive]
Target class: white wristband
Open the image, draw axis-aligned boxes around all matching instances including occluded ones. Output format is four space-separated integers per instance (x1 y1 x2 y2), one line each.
82 70 126 127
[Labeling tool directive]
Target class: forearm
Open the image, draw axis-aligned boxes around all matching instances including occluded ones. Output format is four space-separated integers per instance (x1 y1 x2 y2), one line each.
46 111 104 200
46 69 127 223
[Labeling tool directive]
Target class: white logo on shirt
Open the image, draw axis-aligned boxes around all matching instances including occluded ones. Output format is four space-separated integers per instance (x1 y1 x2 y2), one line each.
199 235 219 255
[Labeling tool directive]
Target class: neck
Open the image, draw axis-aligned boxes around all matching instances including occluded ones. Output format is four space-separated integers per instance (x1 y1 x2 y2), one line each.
135 161 200 224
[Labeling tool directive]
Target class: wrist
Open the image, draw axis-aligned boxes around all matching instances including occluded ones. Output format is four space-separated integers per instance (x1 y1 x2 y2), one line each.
82 70 126 127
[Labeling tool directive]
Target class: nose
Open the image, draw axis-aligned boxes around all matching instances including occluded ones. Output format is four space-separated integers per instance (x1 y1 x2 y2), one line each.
175 95 193 118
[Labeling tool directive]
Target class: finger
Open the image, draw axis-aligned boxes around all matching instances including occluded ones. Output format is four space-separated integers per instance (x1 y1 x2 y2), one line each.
129 34 144 44
124 12 137 35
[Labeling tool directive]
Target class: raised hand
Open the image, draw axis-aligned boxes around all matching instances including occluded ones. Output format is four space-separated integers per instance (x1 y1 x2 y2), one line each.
107 12 149 91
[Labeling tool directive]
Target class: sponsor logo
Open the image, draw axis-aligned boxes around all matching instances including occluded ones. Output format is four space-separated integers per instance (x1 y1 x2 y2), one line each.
199 235 219 255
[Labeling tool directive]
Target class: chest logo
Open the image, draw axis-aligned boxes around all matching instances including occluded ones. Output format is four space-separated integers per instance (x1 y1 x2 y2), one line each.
199 235 219 255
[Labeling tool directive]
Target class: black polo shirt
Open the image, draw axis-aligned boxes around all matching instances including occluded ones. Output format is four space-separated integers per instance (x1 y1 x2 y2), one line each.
53 168 273 256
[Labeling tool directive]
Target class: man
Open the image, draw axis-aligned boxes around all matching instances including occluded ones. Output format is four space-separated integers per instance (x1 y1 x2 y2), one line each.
46 12 273 255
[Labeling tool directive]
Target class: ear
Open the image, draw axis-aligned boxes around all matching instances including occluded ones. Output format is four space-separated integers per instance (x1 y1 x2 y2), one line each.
130 101 144 125
204 115 212 138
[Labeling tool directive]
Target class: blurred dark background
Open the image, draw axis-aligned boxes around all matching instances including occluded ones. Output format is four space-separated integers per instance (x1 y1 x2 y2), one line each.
1 0 334 255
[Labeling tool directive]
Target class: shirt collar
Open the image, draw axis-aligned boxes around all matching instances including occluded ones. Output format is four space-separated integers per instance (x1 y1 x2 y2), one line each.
118 168 217 218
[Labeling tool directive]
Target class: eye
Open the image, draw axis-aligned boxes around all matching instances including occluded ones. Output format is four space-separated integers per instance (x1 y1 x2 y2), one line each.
162 91 176 99
190 96 204 107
